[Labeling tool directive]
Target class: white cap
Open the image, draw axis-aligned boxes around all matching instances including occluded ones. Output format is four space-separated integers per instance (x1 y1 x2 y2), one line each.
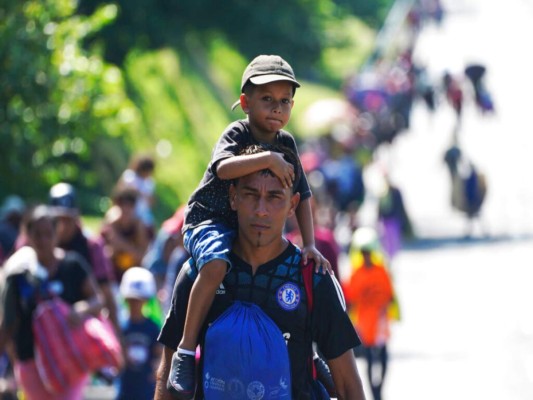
120 267 156 299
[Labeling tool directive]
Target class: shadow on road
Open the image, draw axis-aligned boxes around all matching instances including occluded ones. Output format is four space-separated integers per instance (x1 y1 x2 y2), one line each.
402 232 533 251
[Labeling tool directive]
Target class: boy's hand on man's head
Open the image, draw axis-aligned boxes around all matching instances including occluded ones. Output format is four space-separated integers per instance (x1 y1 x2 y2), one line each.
301 245 333 275
268 151 295 189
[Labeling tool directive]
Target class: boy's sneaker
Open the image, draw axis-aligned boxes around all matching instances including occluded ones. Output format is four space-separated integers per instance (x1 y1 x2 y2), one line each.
167 351 196 399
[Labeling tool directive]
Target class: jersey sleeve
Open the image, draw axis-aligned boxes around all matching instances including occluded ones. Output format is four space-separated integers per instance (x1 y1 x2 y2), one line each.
312 273 361 360
209 123 248 176
157 262 195 349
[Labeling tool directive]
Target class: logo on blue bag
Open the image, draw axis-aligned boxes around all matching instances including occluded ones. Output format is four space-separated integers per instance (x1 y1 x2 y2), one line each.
204 372 225 392
247 380 265 400
279 377 289 390
227 378 245 398
277 283 300 311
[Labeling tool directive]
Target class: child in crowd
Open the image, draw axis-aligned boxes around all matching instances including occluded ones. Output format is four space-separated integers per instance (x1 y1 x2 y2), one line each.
343 227 395 400
120 154 156 235
167 55 331 398
116 267 162 400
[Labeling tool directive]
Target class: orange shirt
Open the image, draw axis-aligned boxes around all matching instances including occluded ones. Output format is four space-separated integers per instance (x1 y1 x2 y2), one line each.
343 265 393 346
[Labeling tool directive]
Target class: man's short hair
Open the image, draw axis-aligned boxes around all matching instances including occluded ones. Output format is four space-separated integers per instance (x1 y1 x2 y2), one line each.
236 143 302 193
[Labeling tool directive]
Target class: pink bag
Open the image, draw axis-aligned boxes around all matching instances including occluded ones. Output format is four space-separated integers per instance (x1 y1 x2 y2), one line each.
32 297 123 394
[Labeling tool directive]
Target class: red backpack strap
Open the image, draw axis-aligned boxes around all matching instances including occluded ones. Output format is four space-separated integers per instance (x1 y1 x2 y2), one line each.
302 260 314 312
301 259 317 379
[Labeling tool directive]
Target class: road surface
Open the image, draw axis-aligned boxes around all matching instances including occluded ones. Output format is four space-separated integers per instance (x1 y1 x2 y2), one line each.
364 1 533 399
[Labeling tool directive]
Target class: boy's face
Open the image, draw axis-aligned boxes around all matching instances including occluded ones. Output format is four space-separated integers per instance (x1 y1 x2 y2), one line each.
241 80 294 141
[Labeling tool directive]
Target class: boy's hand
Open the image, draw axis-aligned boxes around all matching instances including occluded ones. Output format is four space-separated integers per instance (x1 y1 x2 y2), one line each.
269 151 295 189
301 245 333 275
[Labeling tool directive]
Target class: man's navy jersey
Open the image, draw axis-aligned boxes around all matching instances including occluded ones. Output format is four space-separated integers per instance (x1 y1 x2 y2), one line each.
158 242 360 399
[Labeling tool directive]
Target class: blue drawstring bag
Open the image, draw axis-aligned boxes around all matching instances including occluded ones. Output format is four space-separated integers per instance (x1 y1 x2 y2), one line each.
203 301 291 399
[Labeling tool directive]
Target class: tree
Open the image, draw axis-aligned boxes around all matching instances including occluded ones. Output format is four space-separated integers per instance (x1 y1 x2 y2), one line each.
76 0 387 75
1 0 141 212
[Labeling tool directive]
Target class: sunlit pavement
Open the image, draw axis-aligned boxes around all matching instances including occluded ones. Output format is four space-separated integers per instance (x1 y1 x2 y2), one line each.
357 0 533 399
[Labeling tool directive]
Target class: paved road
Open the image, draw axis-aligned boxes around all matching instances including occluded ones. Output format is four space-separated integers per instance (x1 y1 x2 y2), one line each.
361 0 533 399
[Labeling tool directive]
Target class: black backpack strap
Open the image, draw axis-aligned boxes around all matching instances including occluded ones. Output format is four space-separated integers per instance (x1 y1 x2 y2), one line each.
302 259 337 398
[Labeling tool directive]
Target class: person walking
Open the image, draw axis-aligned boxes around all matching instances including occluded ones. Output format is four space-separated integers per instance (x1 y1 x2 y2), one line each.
0 205 104 400
343 227 395 400
49 182 120 332
115 267 162 400
100 185 150 283
169 55 331 398
377 175 413 262
141 205 188 314
119 153 157 236
155 144 366 399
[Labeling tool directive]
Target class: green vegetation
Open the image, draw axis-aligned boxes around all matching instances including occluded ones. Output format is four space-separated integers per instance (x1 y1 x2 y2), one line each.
1 0 389 225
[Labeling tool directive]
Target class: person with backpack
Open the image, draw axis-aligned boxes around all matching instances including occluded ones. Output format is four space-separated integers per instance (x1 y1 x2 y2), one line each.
169 54 331 398
0 205 105 400
155 144 366 400
48 182 120 334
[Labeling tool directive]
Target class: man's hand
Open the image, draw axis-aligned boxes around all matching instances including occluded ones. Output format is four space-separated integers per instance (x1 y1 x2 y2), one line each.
154 346 175 400
328 349 367 400
301 245 332 275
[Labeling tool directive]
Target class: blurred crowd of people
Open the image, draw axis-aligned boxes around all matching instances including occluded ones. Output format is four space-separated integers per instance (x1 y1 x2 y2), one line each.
0 1 497 399
0 154 186 400
292 0 493 396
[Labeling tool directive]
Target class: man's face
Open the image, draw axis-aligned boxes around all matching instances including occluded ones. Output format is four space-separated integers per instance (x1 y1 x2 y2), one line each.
230 171 300 249
55 215 78 244
28 218 56 256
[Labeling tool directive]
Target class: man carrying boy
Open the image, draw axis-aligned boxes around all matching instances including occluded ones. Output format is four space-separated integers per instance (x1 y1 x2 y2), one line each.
170 55 331 397
156 144 366 399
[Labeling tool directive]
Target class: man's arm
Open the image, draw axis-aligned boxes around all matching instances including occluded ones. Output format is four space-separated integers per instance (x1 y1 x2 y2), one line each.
328 349 366 400
154 346 174 400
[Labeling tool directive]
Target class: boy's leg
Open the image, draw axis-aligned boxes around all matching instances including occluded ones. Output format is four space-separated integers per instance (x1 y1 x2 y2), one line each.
167 258 227 399
179 259 227 351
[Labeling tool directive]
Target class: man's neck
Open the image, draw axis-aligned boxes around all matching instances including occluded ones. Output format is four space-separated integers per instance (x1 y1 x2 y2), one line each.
232 237 289 273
